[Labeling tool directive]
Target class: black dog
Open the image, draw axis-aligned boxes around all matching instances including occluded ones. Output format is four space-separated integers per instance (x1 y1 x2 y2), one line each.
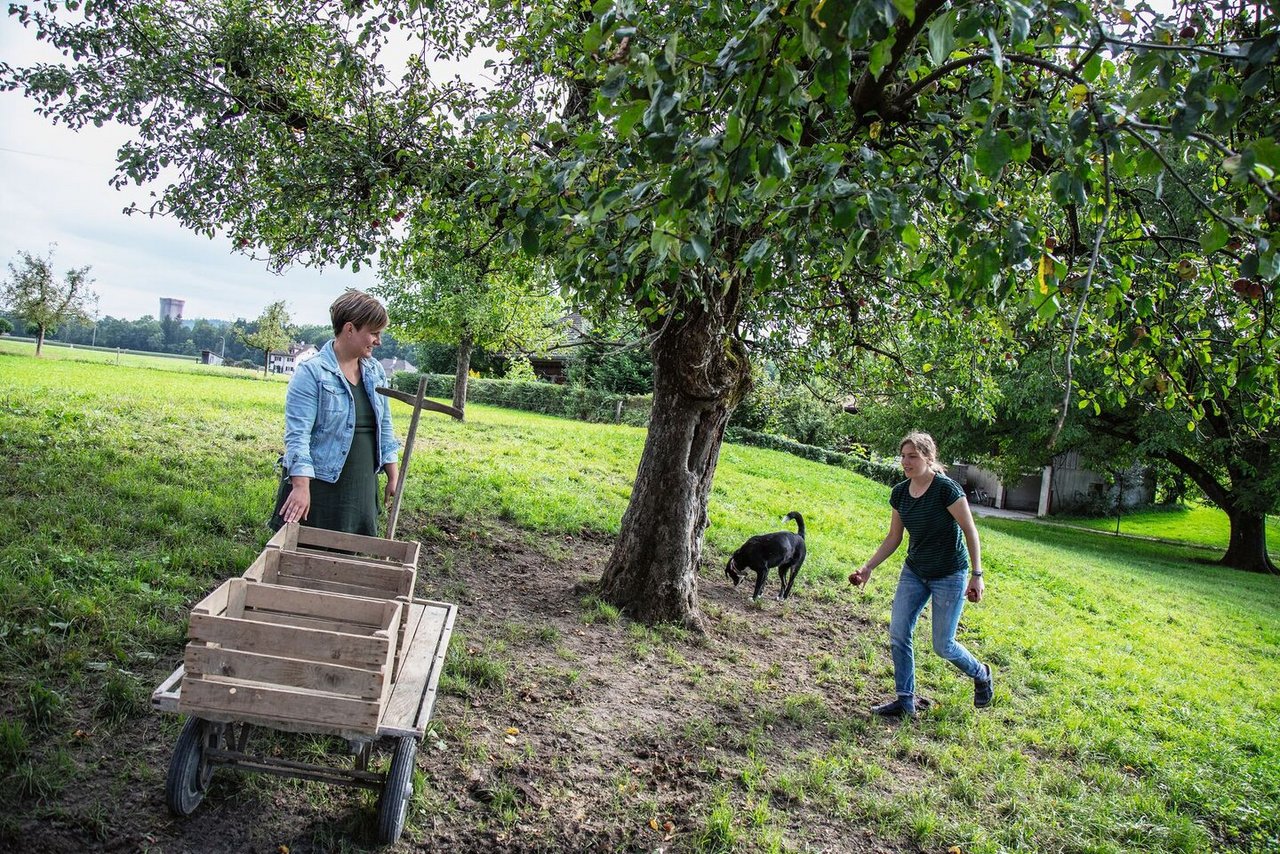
725 511 807 601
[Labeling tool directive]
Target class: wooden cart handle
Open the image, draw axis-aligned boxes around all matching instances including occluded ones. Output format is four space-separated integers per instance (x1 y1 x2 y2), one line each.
378 381 461 539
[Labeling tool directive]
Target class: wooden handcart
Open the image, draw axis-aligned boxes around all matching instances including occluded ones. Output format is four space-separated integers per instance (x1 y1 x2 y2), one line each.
151 526 456 845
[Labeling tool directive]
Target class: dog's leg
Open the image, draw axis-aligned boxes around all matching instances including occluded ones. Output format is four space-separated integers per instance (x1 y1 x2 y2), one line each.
781 560 801 600
752 566 768 600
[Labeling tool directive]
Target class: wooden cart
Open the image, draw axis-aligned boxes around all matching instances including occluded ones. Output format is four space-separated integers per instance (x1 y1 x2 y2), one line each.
151 526 456 845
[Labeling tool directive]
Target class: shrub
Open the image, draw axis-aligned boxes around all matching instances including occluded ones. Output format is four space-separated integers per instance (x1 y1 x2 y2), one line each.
392 372 652 426
725 428 901 486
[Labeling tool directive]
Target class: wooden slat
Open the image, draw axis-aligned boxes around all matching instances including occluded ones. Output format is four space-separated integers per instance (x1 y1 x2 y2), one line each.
380 602 450 734
239 610 389 637
377 602 402 714
241 582 394 627
265 524 300 551
188 613 388 668
242 548 281 584
393 598 428 681
191 582 231 616
184 647 383 698
269 575 407 600
414 602 456 733
151 664 185 712
278 551 414 595
292 525 417 564
226 578 248 618
180 676 380 731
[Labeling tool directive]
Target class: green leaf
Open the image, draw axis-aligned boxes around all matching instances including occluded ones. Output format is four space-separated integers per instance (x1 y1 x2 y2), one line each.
976 131 1014 177
891 0 915 24
690 235 711 263
583 22 603 54
927 10 957 65
1083 54 1103 83
770 143 791 180
869 36 894 78
743 237 770 267
521 221 541 255
1200 222 1230 255
901 222 920 250
615 101 647 137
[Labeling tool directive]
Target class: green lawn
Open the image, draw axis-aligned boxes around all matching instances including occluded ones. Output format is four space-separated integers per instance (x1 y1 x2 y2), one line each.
0 336 282 378
1 350 1277 852
1057 503 1279 558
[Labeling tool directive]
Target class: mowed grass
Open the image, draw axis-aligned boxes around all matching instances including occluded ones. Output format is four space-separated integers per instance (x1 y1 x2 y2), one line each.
1058 502 1279 558
0 336 283 379
1 350 1278 852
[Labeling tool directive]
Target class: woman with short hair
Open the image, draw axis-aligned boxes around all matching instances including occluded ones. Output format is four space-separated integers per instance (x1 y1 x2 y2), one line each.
849 431 992 718
272 289 400 536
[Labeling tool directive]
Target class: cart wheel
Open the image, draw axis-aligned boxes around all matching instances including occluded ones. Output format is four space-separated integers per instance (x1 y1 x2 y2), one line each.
375 736 417 844
166 717 215 817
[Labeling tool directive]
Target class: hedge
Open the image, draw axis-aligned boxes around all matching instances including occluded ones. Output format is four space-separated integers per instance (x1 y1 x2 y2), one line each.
390 372 653 426
390 372 901 486
725 428 902 487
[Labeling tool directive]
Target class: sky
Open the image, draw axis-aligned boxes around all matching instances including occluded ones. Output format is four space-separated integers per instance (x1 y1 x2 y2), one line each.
0 15 494 326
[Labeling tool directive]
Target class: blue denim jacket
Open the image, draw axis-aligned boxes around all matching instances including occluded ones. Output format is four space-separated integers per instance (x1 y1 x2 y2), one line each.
282 340 400 482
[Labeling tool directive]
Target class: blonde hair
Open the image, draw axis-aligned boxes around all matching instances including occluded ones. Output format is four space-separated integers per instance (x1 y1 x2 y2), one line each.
901 431 946 474
330 289 388 336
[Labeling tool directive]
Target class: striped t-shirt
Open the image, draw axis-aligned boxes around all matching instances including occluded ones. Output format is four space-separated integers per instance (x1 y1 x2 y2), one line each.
889 474 969 579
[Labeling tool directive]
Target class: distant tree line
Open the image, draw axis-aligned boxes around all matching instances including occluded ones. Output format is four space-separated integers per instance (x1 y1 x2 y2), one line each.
0 309 421 369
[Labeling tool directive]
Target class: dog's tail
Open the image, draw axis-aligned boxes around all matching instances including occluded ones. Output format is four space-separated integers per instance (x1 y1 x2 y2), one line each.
785 511 805 539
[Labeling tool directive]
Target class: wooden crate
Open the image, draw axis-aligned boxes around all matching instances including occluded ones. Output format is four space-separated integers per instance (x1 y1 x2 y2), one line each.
179 578 402 734
243 546 415 603
265 523 420 569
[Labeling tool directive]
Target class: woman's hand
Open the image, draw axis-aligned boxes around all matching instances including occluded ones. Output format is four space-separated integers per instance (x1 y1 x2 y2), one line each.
280 478 311 525
966 573 985 603
849 566 873 588
382 462 399 510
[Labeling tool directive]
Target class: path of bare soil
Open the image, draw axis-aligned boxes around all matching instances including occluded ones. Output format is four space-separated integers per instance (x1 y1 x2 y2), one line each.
7 517 929 853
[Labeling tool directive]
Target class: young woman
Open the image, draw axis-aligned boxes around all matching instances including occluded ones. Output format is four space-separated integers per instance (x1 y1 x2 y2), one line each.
273 290 400 536
849 432 992 718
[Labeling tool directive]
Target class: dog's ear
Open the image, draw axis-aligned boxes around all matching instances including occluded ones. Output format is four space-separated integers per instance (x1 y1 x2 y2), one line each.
725 557 741 585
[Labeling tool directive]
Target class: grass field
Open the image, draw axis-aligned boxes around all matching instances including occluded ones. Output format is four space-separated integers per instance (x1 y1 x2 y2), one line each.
1057 503 1279 558
0 336 281 378
1 350 1277 852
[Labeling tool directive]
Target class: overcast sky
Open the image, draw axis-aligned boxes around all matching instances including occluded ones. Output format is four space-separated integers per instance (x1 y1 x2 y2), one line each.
0 16 492 326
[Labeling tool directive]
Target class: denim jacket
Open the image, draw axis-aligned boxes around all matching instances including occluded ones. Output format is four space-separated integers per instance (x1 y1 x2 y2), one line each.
282 340 400 482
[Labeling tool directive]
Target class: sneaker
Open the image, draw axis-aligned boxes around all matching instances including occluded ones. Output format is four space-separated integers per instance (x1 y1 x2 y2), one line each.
974 664 994 708
871 696 916 719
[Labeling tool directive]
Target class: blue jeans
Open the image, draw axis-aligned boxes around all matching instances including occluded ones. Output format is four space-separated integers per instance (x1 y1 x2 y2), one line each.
889 566 985 698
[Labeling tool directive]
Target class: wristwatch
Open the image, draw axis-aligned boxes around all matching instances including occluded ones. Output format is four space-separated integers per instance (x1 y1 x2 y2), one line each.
971 570 984 577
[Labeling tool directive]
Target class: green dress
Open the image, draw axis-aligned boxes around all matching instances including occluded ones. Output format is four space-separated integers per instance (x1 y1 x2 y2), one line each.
306 375 380 536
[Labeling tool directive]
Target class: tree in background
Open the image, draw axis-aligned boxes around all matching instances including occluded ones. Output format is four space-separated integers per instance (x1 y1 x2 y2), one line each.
0 317 13 335
5 1 1276 623
1 247 96 356
236 301 294 378
376 251 562 417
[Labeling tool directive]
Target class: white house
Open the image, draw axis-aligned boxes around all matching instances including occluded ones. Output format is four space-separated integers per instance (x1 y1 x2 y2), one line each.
379 357 417 375
267 342 319 375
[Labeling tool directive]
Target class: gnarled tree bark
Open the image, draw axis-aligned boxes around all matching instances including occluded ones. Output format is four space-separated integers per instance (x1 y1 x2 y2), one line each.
598 288 751 630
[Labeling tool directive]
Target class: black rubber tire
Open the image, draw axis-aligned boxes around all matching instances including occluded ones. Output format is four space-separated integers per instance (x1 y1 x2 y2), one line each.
375 736 417 845
166 717 214 817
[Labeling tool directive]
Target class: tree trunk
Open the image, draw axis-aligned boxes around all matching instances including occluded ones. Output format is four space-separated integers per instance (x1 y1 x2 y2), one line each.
598 297 751 631
262 349 270 378
1221 508 1278 574
36 325 46 356
1148 444 1278 575
453 335 473 418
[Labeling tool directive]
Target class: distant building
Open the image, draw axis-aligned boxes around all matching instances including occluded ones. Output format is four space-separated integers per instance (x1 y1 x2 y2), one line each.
200 350 224 366
379 357 417 375
267 342 319 375
159 298 185 321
